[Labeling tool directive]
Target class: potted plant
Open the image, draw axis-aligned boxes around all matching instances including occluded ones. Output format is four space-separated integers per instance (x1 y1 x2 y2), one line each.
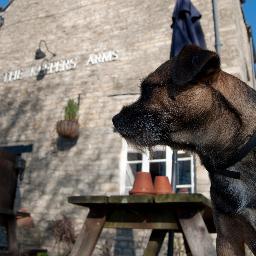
56 99 79 139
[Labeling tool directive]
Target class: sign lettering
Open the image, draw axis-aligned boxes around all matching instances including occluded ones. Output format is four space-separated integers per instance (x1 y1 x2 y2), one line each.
87 51 118 65
0 50 119 83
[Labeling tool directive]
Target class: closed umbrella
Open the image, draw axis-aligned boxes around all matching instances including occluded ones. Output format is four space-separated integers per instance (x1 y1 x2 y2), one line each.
170 0 206 57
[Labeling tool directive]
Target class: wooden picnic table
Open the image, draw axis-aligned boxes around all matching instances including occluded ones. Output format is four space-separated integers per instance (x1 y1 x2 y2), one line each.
68 193 216 256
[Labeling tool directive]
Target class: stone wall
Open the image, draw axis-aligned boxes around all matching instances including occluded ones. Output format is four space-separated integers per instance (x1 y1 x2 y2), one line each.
0 0 254 255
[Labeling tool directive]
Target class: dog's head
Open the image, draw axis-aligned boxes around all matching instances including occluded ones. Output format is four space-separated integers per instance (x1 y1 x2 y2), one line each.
113 45 222 151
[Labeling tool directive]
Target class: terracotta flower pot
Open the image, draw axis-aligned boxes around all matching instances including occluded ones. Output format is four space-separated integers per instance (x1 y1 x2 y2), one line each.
129 172 154 195
154 176 173 195
56 120 79 139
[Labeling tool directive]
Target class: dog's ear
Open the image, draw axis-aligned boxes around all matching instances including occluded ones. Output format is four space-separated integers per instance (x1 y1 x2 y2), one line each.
171 45 220 86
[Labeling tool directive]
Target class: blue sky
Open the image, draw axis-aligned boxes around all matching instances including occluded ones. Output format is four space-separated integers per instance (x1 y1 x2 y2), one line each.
0 0 8 9
0 0 255 47
243 0 256 48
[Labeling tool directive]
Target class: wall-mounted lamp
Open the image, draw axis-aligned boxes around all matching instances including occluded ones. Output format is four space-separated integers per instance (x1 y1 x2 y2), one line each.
0 16 4 28
36 59 48 81
36 69 47 81
35 40 56 60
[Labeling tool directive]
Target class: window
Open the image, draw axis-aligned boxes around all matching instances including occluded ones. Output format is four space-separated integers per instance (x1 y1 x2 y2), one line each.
175 151 195 193
120 140 195 194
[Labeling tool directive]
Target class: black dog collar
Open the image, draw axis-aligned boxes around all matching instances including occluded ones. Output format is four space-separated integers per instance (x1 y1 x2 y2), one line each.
208 131 256 179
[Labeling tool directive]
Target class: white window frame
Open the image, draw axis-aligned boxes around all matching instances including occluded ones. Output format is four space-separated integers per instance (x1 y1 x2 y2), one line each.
176 151 195 193
120 140 195 194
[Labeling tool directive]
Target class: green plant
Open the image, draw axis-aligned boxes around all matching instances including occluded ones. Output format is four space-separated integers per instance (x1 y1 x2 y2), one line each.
64 99 79 121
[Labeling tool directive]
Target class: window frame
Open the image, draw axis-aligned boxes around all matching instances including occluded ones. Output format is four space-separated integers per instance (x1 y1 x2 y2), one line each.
120 140 195 194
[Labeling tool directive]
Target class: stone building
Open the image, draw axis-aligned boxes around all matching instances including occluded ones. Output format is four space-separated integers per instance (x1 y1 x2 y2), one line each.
0 0 255 255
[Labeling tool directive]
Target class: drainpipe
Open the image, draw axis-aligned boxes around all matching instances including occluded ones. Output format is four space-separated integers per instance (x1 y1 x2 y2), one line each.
248 28 256 88
212 0 222 55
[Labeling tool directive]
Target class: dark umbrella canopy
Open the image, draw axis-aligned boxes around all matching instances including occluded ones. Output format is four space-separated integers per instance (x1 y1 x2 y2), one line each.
170 0 206 57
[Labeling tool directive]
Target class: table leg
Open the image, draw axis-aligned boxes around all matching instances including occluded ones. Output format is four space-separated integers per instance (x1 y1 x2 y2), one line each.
178 211 216 256
183 233 193 256
70 210 106 256
143 230 167 256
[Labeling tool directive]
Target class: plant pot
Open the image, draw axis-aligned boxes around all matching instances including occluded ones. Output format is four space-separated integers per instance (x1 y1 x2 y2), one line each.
154 176 173 195
129 172 154 195
56 120 79 139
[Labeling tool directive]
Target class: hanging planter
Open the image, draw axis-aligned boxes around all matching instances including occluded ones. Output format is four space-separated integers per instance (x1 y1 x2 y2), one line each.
56 120 79 139
56 99 79 139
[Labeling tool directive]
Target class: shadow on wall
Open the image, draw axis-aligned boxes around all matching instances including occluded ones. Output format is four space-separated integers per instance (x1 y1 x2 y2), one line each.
56 137 78 151
0 81 120 254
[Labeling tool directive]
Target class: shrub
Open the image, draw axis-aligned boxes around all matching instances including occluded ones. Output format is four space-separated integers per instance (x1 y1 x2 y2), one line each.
64 99 79 121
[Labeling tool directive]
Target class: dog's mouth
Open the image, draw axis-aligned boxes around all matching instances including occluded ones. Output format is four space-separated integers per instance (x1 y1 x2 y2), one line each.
112 113 163 147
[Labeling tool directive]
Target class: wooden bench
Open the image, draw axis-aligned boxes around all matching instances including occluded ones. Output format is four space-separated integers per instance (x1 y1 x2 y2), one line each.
0 208 18 256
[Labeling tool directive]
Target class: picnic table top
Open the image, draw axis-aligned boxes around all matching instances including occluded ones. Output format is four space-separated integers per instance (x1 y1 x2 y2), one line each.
68 193 212 209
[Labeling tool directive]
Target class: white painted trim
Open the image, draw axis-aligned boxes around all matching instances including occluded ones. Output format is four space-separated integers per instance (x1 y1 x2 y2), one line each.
191 155 195 193
166 147 173 183
142 151 150 172
119 139 128 194
176 184 192 188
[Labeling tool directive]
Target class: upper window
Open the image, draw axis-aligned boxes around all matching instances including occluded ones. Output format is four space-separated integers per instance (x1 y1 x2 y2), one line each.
120 140 195 194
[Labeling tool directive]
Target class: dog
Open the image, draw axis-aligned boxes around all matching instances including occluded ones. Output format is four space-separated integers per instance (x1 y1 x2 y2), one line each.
112 45 256 255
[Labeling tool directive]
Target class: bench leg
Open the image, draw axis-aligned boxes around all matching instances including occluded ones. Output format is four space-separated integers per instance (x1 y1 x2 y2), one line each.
7 215 18 256
143 230 167 256
178 211 216 256
70 210 106 256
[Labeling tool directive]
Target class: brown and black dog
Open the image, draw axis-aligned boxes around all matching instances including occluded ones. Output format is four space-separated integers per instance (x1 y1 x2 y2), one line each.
112 45 256 255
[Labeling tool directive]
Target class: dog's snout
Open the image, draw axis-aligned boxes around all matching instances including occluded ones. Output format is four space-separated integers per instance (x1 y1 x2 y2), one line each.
112 110 132 136
112 114 120 128
112 113 125 132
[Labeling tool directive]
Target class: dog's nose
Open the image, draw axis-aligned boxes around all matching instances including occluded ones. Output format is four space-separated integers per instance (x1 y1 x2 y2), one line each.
112 113 127 135
112 114 120 129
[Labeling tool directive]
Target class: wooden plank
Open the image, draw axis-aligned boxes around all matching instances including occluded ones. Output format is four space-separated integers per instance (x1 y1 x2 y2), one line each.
68 196 108 205
69 194 211 206
104 205 179 230
70 209 106 256
178 211 216 256
105 222 178 230
109 195 154 204
144 230 167 256
0 208 14 215
154 194 212 208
